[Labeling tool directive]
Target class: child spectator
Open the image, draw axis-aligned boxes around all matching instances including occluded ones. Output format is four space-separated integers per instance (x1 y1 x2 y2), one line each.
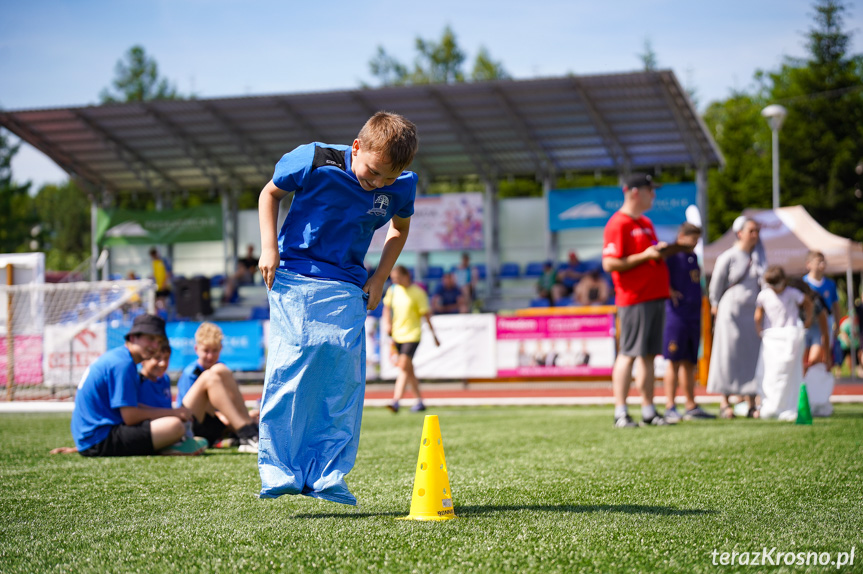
662 222 714 422
176 322 260 452
257 111 418 505
68 314 203 457
755 265 813 420
802 251 840 368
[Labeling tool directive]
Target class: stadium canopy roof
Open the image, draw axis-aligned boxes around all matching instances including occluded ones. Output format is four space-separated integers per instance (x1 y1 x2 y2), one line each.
0 70 723 196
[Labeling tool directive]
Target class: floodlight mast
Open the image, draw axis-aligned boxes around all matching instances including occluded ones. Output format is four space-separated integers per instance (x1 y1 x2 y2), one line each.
761 104 787 210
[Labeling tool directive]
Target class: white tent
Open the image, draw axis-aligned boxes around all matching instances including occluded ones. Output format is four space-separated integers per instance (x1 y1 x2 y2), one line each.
704 206 863 276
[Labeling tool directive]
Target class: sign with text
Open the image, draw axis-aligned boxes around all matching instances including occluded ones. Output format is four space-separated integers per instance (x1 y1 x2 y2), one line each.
548 183 697 231
97 205 223 246
496 314 616 377
42 324 107 387
167 320 264 372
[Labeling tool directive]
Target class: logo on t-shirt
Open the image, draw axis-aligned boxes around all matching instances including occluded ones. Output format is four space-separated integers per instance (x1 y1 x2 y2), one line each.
368 193 390 216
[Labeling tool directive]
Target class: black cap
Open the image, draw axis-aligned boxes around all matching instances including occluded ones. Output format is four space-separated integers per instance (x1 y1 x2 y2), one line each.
124 314 167 341
625 173 661 189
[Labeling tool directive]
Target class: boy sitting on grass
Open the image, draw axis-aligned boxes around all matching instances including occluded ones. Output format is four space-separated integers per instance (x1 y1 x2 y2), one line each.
176 322 260 453
65 314 204 457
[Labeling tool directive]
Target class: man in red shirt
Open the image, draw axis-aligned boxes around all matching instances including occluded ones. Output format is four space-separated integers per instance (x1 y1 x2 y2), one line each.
602 173 671 427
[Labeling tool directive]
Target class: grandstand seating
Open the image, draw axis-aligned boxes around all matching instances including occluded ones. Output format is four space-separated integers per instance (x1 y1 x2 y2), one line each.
524 262 546 277
499 262 521 278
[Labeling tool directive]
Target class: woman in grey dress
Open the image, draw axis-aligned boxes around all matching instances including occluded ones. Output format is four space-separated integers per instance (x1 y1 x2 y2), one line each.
707 217 767 418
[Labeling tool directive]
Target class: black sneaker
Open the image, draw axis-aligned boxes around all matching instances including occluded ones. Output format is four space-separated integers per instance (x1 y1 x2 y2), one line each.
683 406 717 420
614 414 638 428
238 435 258 454
641 414 669 426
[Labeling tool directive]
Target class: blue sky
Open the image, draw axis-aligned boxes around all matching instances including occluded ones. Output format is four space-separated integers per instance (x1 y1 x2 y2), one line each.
0 0 844 188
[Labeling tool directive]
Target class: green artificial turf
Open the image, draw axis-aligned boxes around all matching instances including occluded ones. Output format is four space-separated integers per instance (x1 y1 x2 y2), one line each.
1 406 862 573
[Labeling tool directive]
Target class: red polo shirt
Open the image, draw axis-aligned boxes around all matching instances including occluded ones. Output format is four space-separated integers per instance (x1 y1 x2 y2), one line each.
602 211 670 306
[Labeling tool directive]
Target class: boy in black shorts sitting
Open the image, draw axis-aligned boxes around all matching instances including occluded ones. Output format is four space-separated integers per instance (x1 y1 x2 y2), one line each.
70 314 204 456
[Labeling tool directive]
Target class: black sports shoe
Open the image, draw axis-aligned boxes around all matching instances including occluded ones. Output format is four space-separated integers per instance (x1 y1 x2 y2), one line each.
641 414 669 426
614 414 638 428
683 406 717 420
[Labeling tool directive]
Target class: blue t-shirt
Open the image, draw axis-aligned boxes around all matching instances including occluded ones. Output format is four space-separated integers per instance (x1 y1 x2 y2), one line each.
70 346 141 452
433 284 462 312
665 251 702 320
803 274 838 315
175 361 206 407
272 143 417 287
138 373 172 409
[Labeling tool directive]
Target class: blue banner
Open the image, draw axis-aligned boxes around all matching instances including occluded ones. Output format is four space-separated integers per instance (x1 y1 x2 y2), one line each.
548 183 697 231
166 320 265 372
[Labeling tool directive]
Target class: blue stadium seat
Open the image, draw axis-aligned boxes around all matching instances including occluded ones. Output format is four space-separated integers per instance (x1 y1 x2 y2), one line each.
499 262 521 278
108 273 123 281
250 306 270 320
210 274 225 287
475 263 487 280
529 298 551 307
524 262 546 277
554 296 574 307
425 266 444 280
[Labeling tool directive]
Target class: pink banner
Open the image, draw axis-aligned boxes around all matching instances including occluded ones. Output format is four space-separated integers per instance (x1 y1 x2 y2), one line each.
496 314 615 377
0 335 44 385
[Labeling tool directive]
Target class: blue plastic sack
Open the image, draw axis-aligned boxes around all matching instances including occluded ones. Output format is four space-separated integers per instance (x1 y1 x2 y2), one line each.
258 269 368 505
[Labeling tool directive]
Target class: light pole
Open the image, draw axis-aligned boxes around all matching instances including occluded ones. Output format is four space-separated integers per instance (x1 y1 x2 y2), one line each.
761 104 787 210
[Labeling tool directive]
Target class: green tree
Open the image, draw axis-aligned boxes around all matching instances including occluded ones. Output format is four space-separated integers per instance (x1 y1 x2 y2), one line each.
99 45 181 103
0 130 36 253
638 39 658 71
32 181 91 270
705 0 863 241
369 26 508 86
472 47 510 82
703 94 773 239
760 0 863 241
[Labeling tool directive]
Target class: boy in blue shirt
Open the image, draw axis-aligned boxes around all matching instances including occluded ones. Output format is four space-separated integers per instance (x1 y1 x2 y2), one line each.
803 251 840 368
257 111 418 505
175 322 259 452
70 314 203 457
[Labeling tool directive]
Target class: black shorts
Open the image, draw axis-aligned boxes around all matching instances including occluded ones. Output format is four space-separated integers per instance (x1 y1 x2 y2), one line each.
394 341 420 359
618 299 666 357
193 413 228 447
80 421 155 457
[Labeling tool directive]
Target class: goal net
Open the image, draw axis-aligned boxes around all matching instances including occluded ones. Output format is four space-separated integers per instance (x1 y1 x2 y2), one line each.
0 280 156 401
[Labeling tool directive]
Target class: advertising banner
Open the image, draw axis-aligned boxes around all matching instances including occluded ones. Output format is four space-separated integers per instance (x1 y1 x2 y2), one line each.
97 205 223 246
42 323 107 387
548 183 696 231
369 192 484 252
0 335 44 385
496 314 616 377
167 320 264 372
379 313 497 379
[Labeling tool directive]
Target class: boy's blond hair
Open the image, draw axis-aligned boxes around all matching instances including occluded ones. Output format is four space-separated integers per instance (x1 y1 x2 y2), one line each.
195 322 223 347
806 250 825 263
356 111 418 173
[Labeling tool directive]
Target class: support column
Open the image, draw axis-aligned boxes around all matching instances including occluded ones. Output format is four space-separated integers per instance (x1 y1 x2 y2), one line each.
483 180 499 298
543 174 557 262
90 196 99 282
696 165 708 239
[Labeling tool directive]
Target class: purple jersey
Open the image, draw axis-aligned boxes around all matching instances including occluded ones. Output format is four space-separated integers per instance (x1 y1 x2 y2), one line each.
665 251 702 321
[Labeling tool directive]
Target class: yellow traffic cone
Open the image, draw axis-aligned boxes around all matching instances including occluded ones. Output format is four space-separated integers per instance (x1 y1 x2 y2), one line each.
398 415 456 521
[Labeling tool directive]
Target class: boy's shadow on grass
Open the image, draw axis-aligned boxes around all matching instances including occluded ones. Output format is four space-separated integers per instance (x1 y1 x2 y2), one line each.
291 504 715 519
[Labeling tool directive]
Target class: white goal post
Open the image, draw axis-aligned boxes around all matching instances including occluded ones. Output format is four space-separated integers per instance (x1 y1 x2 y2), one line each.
0 280 156 401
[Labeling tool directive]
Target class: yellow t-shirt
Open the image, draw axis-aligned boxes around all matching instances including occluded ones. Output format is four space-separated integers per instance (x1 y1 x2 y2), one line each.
383 283 429 344
152 259 169 291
